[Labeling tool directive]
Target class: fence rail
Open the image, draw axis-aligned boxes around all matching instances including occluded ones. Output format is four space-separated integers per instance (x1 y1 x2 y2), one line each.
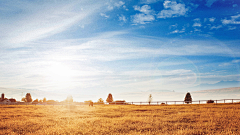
0 99 240 106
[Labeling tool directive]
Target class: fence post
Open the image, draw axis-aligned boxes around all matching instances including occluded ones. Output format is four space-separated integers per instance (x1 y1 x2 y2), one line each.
199 100 200 104
224 99 225 103
232 99 233 104
216 100 217 104
175 101 176 105
166 101 167 105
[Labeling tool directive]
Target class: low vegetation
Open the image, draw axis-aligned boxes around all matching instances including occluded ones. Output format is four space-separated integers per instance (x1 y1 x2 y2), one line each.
0 103 240 134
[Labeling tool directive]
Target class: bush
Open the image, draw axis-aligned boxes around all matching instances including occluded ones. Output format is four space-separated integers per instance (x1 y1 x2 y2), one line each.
207 100 214 103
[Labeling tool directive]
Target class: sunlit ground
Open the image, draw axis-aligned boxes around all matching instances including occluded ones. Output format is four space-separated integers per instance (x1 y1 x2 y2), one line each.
0 104 240 134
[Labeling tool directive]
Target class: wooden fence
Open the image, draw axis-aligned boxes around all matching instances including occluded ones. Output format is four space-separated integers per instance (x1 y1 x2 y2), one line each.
0 99 240 106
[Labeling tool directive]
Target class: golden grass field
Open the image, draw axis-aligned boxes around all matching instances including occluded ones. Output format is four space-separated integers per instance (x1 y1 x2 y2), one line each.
0 103 240 135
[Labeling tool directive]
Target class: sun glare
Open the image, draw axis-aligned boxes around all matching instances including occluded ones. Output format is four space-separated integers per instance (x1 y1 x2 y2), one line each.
44 63 76 88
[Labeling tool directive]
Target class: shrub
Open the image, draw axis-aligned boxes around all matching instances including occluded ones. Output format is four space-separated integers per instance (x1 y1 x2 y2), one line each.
207 100 214 103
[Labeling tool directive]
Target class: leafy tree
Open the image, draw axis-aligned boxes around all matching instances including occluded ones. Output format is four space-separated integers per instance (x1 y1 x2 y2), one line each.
106 93 113 103
184 92 192 104
39 99 43 102
24 93 32 102
65 95 73 102
33 99 38 102
98 98 104 103
97 98 104 104
148 94 153 105
21 97 26 102
43 97 47 102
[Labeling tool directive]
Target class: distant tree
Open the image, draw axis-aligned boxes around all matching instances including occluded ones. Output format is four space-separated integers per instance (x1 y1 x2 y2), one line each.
106 93 113 103
84 100 92 105
43 97 47 102
148 94 153 105
21 97 26 102
47 100 57 104
97 98 104 104
65 95 73 102
98 98 104 102
33 99 38 103
184 92 192 104
24 93 32 102
39 99 43 102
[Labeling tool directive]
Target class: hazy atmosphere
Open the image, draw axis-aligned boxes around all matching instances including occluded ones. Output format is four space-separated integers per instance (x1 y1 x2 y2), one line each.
0 0 240 102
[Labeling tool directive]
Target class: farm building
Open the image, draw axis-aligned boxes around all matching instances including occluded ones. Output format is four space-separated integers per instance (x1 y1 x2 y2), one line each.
0 93 17 103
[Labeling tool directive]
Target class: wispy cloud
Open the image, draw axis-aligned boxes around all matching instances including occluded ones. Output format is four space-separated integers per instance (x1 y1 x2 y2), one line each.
210 25 222 30
100 13 110 18
209 17 216 23
0 1 104 47
222 14 240 25
106 1 126 10
228 26 237 30
193 18 202 27
157 0 189 18
140 0 162 4
119 14 127 23
233 4 238 8
219 59 240 67
132 5 155 24
205 0 218 7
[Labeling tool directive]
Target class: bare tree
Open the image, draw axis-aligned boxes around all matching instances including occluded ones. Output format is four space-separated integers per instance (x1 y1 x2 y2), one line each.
148 94 152 105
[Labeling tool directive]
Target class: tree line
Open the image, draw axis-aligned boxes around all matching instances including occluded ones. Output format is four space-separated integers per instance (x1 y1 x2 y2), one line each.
21 92 195 104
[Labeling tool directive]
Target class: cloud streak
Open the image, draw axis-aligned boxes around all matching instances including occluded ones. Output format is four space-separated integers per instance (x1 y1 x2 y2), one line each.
0 1 104 47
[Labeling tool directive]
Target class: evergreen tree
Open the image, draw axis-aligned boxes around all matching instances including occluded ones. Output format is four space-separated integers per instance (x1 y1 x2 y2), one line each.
184 92 192 104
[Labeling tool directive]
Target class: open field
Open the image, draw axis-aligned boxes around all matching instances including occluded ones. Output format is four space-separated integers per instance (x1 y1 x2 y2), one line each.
0 104 240 135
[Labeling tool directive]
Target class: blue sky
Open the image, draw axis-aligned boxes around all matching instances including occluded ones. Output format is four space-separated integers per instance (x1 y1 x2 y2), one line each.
0 0 240 102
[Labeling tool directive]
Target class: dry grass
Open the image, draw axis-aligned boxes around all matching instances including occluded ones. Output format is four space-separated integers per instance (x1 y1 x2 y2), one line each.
0 104 240 135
